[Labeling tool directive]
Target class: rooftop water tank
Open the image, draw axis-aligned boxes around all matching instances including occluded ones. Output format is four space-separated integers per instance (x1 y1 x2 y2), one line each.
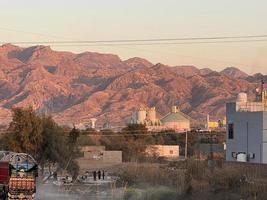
237 153 247 162
237 93 248 103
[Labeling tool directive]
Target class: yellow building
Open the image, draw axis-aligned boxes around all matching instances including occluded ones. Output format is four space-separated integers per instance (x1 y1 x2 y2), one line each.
208 121 219 129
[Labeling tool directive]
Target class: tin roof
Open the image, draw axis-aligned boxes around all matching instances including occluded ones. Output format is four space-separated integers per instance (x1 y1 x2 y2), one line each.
161 111 190 123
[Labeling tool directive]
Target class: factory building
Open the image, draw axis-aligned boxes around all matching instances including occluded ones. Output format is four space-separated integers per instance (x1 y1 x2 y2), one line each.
161 106 190 132
130 106 191 132
205 114 226 131
226 88 267 163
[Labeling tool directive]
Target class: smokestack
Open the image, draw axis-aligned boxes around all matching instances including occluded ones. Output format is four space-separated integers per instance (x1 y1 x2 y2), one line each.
90 118 97 129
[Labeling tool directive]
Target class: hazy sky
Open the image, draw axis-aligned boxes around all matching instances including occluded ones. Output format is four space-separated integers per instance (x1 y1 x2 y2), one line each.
1 0 267 74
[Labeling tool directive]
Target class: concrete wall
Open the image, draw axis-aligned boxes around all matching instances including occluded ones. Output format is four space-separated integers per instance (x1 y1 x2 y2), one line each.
197 144 224 154
163 121 190 132
103 151 122 163
146 145 179 158
76 149 122 172
80 146 105 152
226 102 264 163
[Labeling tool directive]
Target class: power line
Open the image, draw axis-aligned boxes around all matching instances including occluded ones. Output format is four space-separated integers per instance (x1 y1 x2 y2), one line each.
47 39 267 47
2 34 267 45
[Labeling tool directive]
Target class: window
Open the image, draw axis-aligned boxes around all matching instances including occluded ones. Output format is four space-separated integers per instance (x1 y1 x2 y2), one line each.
228 123 234 139
170 150 173 154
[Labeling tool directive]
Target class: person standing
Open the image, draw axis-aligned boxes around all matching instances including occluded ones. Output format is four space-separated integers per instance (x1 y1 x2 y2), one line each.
93 171 97 181
97 170 101 180
102 170 105 180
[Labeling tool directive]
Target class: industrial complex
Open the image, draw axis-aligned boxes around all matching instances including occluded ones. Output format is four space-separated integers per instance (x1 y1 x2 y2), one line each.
130 106 191 132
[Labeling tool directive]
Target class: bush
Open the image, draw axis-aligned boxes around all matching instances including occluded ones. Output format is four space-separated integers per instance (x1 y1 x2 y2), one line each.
141 188 177 200
123 187 177 200
209 166 245 192
241 179 267 199
123 188 141 200
117 164 172 187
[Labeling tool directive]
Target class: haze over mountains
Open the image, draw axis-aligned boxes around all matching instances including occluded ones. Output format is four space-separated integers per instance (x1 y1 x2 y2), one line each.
0 44 266 126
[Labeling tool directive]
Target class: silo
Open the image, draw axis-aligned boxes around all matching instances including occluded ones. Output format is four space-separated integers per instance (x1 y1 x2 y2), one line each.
137 108 146 124
131 110 138 124
147 107 156 124
90 118 97 129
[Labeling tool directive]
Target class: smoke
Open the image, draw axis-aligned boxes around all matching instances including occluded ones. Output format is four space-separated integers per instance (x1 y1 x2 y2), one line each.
36 182 125 200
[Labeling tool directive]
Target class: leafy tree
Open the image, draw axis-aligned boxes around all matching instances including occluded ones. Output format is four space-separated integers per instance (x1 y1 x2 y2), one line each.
68 127 80 148
0 107 80 178
5 107 43 158
38 115 69 172
104 124 150 161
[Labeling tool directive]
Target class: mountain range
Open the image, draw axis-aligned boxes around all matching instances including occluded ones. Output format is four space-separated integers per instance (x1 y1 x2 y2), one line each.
0 43 266 126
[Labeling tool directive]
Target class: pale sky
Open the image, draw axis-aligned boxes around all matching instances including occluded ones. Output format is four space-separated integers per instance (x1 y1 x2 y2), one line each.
1 0 267 74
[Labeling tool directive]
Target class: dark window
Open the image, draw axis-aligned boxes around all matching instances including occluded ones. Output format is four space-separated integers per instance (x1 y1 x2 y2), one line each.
228 123 234 139
170 150 173 154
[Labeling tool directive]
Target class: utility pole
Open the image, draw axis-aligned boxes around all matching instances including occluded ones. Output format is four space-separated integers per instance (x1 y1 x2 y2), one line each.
185 130 188 159
208 131 215 172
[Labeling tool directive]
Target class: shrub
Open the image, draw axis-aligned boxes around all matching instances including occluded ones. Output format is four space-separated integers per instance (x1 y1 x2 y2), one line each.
209 166 245 192
141 187 177 200
123 188 141 200
123 187 177 200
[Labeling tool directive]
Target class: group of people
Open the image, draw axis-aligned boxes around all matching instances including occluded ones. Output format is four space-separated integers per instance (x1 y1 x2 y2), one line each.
93 170 105 181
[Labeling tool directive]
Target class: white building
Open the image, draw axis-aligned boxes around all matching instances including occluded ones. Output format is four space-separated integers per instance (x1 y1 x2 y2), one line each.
226 92 267 163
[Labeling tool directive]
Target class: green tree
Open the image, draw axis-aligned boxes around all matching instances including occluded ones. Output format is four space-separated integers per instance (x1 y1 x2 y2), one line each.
1 107 80 178
5 107 43 158
38 115 69 172
121 124 150 161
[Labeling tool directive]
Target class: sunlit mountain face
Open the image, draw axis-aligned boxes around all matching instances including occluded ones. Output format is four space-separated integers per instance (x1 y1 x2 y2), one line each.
0 44 263 125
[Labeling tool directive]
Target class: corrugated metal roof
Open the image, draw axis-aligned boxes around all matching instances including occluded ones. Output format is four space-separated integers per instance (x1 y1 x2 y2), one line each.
161 111 190 123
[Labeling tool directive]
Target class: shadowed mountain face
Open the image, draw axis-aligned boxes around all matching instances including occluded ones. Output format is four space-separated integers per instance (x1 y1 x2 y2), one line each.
0 44 262 125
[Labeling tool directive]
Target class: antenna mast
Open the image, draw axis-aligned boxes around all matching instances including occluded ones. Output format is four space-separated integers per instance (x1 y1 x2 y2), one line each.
261 79 267 111
261 79 265 102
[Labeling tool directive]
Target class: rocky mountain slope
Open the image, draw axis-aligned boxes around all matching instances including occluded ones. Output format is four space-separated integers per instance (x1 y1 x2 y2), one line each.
0 44 262 126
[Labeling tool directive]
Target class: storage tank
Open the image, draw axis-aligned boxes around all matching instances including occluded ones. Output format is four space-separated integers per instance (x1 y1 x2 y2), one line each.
237 93 248 103
237 153 247 162
131 110 138 124
90 118 97 129
147 107 156 124
137 108 146 124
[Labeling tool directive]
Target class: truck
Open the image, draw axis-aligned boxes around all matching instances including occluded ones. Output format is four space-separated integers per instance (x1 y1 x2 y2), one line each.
0 152 38 200
0 161 9 199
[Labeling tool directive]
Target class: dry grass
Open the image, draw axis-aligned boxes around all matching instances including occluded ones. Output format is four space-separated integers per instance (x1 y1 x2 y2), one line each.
112 161 267 199
114 163 191 195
